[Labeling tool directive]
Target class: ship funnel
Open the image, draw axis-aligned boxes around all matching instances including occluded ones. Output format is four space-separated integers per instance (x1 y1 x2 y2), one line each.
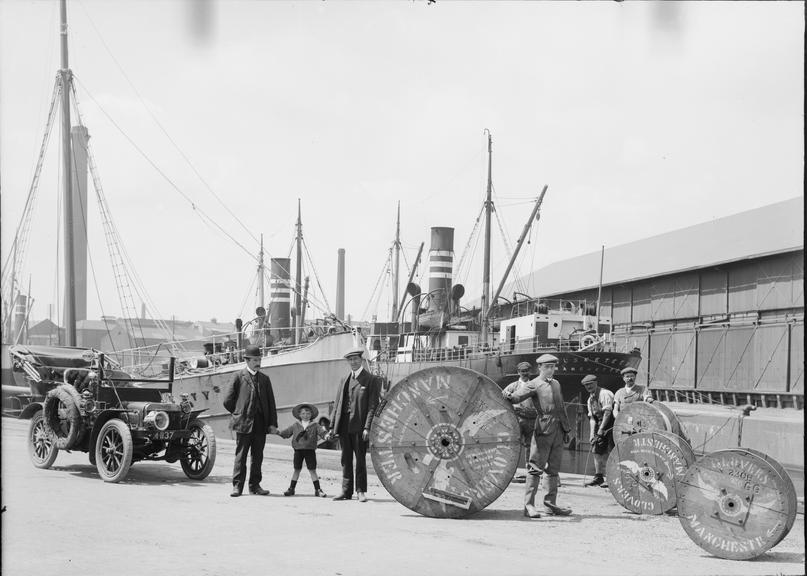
270 258 291 338
336 248 345 321
420 227 454 328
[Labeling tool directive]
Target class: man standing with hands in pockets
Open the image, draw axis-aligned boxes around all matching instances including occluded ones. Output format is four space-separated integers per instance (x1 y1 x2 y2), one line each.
224 344 278 497
326 347 380 502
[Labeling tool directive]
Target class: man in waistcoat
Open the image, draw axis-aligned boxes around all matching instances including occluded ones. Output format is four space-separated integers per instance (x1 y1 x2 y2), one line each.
581 374 614 488
613 366 653 418
326 346 381 502
504 354 573 518
502 361 539 483
223 344 278 497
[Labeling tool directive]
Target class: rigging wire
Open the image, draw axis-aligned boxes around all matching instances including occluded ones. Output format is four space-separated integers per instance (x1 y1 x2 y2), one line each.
360 251 391 322
72 76 257 262
75 0 260 245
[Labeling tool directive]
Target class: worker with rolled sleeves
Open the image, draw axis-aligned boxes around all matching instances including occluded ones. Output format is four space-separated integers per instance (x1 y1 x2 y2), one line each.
581 374 614 488
503 354 573 518
501 361 539 483
613 366 653 418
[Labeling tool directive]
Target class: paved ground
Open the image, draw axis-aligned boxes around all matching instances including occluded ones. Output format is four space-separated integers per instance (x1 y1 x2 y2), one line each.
2 416 804 576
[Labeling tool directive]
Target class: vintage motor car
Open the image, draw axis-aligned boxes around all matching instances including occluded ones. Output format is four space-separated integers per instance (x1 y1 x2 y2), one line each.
8 344 216 483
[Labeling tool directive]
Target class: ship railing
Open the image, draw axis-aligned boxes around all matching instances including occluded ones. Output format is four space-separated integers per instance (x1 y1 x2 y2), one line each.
109 328 333 378
652 387 803 410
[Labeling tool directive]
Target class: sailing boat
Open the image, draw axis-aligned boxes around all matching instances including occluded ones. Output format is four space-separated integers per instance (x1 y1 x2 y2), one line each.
366 131 641 400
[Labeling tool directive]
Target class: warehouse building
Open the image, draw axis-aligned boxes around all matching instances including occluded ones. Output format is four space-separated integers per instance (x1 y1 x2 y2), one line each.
504 196 804 409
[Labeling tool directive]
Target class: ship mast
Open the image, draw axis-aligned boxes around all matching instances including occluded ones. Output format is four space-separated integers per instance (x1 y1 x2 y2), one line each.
391 201 401 322
60 0 76 346
480 129 493 344
257 234 265 309
294 199 303 345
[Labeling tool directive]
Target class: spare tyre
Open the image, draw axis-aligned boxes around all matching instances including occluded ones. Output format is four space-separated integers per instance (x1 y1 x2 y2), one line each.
43 384 85 450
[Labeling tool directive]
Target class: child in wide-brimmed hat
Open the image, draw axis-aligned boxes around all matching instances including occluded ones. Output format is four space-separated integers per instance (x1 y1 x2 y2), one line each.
276 403 328 497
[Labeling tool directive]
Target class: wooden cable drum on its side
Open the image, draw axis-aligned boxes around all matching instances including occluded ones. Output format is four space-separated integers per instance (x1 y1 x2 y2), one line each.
612 401 684 443
369 366 521 518
676 449 796 560
606 430 696 515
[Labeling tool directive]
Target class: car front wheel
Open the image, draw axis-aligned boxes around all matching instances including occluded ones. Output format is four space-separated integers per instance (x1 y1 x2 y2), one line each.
180 419 216 480
95 419 133 483
28 410 59 469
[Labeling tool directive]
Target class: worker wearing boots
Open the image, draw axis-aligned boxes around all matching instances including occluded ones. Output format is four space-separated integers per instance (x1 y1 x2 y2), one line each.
581 374 614 488
501 361 539 483
504 354 573 518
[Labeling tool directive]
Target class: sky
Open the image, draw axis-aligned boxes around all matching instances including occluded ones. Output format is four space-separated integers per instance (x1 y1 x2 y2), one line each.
0 1 803 331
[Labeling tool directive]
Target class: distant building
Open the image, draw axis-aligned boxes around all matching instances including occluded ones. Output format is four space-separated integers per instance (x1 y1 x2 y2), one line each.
27 319 63 347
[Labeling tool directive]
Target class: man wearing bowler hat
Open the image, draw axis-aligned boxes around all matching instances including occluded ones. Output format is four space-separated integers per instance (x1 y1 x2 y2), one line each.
613 366 652 418
326 346 381 502
223 344 278 497
504 354 573 518
581 374 614 487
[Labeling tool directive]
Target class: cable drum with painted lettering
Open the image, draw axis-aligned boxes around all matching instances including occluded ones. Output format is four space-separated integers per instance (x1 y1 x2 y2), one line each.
676 449 796 560
606 430 696 514
612 401 684 443
369 366 521 518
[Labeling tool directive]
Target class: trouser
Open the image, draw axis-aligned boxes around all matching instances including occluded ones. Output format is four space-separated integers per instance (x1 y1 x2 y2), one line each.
526 428 564 482
339 427 368 495
233 419 266 489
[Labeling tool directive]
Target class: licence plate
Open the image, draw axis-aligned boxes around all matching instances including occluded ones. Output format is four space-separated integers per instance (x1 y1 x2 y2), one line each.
153 431 176 440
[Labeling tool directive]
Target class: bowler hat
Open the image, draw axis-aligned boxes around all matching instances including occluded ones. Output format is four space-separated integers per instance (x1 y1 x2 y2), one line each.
620 366 638 375
581 374 598 385
343 346 365 359
292 402 319 421
517 361 532 371
244 345 262 359
536 354 559 364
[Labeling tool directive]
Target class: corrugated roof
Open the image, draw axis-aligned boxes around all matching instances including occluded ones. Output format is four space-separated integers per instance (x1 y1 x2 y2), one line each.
502 197 804 299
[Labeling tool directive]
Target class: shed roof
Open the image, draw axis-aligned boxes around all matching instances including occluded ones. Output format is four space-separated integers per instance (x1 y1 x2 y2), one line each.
502 196 804 299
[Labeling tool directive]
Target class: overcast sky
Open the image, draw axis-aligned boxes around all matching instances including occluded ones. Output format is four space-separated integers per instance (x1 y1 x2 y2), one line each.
1 1 803 330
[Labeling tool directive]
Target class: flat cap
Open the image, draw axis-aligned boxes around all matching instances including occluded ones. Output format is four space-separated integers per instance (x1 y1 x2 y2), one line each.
620 366 638 375
517 361 532 371
343 346 365 359
244 344 262 358
536 354 559 364
581 374 598 385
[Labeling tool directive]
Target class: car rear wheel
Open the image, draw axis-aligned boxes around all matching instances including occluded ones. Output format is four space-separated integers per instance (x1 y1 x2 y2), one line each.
28 410 59 469
43 384 84 450
95 419 133 483
180 419 217 480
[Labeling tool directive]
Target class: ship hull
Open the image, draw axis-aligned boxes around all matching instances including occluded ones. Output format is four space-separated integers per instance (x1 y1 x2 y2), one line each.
172 332 356 439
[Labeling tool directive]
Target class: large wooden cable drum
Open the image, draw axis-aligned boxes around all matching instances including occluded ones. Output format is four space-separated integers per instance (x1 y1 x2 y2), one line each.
612 401 683 442
369 366 521 518
676 449 796 560
606 430 696 514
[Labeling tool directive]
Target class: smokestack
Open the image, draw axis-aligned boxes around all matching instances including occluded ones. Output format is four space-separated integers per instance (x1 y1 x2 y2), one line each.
270 258 291 337
13 294 28 344
336 248 345 320
70 126 89 322
427 227 454 317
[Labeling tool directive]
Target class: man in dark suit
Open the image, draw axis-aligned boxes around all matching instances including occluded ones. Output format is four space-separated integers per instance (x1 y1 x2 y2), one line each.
223 345 278 497
326 346 380 502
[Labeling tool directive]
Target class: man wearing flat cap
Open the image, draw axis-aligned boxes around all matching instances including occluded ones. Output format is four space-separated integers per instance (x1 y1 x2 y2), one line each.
613 366 652 418
502 361 539 482
223 345 278 497
503 353 573 518
581 374 614 487
326 346 381 502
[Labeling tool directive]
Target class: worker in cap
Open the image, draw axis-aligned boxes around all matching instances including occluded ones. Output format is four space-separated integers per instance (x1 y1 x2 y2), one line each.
502 361 539 483
223 343 278 497
613 365 652 418
503 353 572 518
326 344 381 502
580 374 614 488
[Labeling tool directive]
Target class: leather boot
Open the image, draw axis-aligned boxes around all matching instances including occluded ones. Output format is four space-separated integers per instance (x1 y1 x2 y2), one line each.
523 474 542 518
543 475 572 516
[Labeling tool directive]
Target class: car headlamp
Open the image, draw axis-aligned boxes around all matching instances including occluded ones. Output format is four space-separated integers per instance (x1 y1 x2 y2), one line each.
145 410 170 431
